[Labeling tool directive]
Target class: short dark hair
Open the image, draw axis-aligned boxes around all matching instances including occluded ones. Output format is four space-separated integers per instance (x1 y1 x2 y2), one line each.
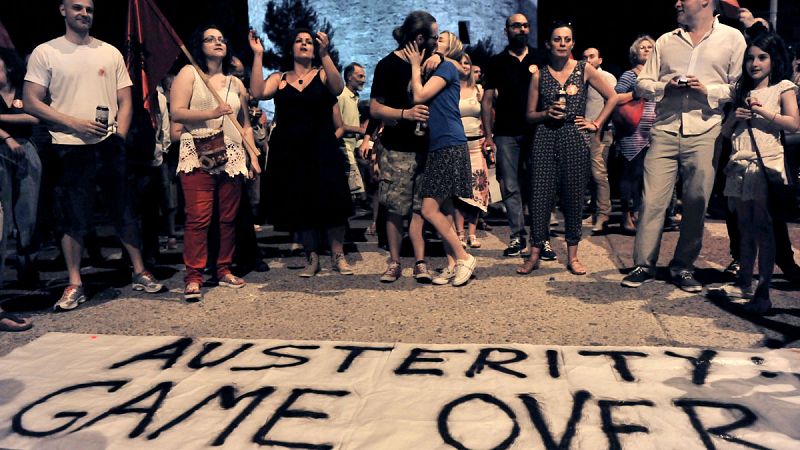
343 62 363 80
392 11 436 48
505 13 528 28
280 28 321 70
546 20 574 40
189 25 234 76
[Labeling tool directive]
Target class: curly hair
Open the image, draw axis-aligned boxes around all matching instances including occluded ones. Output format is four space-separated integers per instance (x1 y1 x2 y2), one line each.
629 35 655 67
189 25 234 76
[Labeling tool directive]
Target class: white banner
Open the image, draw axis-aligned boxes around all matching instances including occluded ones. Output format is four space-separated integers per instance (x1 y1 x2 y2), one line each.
0 333 798 449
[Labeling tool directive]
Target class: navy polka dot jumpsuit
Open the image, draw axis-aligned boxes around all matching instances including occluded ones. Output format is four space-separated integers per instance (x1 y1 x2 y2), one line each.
528 60 591 248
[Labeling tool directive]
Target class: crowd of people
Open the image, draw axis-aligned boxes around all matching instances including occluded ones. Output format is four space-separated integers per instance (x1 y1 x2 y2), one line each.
1 0 800 331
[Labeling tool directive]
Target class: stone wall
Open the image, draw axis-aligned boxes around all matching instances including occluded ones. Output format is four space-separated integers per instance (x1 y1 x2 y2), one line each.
249 0 538 115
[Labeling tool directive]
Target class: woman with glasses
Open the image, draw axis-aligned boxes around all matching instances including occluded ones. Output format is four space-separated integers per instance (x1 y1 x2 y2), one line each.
615 35 657 234
171 25 254 301
249 27 351 278
518 21 617 276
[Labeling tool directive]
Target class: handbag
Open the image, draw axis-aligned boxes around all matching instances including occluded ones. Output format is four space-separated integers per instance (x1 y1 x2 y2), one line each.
612 98 645 135
191 127 228 170
745 121 798 220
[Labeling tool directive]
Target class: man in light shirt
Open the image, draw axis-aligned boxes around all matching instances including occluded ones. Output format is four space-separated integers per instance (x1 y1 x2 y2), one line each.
338 63 366 195
23 0 163 311
582 47 617 233
621 0 746 292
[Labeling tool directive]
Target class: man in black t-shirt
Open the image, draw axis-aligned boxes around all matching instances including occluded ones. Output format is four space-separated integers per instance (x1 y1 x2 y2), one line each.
370 11 440 283
482 13 553 259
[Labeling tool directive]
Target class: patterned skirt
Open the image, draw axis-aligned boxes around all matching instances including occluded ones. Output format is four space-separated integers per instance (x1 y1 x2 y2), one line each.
419 143 472 200
458 138 490 212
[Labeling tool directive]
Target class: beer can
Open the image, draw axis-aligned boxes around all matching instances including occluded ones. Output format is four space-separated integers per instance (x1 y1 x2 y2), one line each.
95 106 109 127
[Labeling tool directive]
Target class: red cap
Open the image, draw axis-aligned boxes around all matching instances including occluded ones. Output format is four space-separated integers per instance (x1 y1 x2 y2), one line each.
720 0 741 19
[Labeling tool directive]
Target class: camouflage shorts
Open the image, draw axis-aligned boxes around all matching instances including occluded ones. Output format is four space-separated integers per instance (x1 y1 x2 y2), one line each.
378 149 424 216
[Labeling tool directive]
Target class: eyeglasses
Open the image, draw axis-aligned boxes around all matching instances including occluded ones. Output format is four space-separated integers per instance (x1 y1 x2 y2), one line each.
509 22 530 30
203 36 228 45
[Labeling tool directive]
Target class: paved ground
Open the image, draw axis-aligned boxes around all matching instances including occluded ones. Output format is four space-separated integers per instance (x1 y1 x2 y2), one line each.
1 213 799 356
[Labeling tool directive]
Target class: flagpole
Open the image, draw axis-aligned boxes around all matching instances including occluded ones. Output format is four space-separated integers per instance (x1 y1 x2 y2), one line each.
178 45 262 174
136 0 261 173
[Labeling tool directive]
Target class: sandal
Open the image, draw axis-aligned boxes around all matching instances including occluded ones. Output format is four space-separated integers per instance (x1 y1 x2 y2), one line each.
184 282 202 302
516 251 540 275
457 231 467 249
468 235 482 248
0 312 33 332
567 259 587 275
218 273 246 288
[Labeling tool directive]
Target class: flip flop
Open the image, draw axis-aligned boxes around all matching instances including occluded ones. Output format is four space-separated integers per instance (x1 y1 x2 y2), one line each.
0 312 33 332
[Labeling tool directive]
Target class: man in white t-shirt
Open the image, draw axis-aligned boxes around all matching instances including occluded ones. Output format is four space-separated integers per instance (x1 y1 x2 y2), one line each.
23 0 163 311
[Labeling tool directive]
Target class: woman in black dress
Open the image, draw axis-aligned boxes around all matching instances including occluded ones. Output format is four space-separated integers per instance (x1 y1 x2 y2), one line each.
517 22 617 276
249 28 352 277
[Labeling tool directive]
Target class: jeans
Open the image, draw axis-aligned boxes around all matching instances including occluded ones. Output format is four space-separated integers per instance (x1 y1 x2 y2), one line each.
0 138 41 255
494 134 532 237
619 147 647 213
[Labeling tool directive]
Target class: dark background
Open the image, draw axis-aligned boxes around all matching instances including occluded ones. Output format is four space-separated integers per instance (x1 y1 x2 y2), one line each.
537 0 798 77
3 0 798 79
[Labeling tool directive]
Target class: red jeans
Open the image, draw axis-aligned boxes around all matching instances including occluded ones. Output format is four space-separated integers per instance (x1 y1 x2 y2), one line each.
180 171 242 282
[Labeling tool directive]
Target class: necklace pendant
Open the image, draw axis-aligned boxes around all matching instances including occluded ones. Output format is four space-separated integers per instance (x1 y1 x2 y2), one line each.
298 79 304 84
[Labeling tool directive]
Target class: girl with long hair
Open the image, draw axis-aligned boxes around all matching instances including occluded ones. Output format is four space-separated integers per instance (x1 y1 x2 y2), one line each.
720 32 800 314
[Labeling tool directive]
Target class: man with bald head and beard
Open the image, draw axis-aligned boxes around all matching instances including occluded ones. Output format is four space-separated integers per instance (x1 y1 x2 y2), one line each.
24 0 163 310
482 13 553 259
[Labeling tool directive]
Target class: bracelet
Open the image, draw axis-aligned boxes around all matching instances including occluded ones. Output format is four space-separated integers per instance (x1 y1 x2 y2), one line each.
400 109 405 120
591 120 601 130
770 112 778 122
3 136 12 141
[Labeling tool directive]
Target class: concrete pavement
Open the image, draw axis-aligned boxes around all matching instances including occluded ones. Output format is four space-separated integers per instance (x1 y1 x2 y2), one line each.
1 216 799 355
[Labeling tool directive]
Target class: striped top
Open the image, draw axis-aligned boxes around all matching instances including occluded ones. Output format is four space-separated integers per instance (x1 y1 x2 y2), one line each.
615 70 656 161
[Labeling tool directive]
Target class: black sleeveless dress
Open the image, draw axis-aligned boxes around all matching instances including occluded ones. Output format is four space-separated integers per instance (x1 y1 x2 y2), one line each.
263 72 352 231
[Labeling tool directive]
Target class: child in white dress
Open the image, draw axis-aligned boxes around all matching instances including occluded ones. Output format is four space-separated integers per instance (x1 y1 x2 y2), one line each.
721 32 800 313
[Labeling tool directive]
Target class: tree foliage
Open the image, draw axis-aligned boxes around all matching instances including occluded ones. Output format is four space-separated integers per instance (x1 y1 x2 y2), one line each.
260 0 339 71
465 36 495 72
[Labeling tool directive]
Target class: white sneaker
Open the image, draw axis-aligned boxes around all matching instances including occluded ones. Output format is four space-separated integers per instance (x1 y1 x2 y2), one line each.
432 266 456 285
721 283 754 299
452 254 476 287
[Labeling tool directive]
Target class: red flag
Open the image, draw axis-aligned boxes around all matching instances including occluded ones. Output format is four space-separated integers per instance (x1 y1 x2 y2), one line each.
720 0 741 19
0 19 15 49
126 0 183 128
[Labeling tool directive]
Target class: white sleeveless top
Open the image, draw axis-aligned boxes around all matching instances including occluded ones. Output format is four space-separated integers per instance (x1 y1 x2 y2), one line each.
459 85 483 138
177 66 247 177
